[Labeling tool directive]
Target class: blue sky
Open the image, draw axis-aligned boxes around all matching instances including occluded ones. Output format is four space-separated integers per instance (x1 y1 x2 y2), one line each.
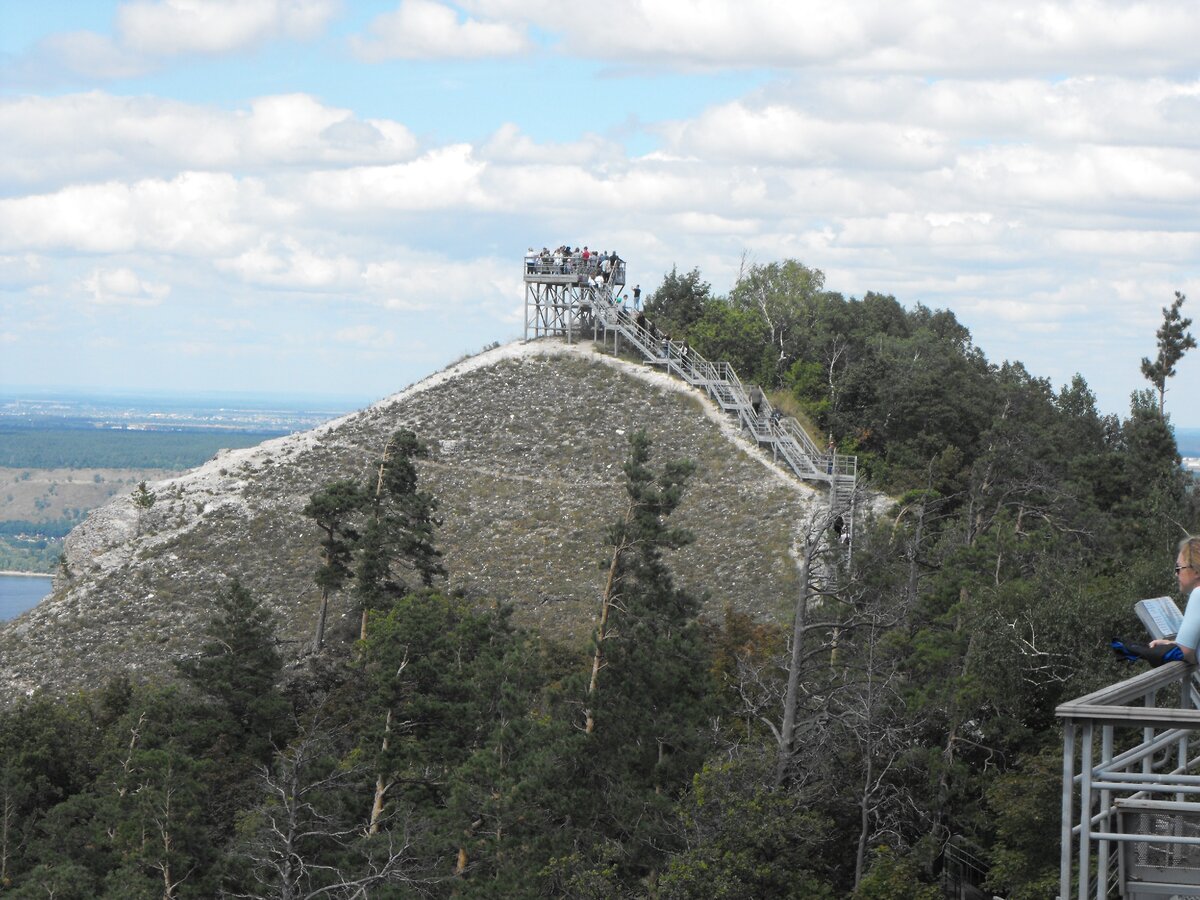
2 1 1200 427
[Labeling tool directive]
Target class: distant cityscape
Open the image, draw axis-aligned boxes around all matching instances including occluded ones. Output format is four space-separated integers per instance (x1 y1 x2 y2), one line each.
1178 429 1200 474
0 389 370 434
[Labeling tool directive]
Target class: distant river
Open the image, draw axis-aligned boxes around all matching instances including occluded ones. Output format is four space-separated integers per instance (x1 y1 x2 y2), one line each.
0 574 52 620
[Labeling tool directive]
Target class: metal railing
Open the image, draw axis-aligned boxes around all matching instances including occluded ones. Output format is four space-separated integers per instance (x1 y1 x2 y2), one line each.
524 256 626 288
520 250 858 551
589 285 856 500
1057 661 1200 899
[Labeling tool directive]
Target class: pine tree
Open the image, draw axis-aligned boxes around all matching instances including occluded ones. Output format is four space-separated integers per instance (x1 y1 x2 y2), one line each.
132 480 157 537
176 579 288 768
357 591 520 836
585 429 695 735
1141 290 1196 415
576 430 715 883
353 430 445 638
302 479 365 651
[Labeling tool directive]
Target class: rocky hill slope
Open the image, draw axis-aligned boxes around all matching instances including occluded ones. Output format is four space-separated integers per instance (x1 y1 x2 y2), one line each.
0 340 827 702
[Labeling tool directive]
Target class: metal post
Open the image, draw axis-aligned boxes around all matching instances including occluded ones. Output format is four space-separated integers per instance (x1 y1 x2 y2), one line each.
1079 722 1094 900
1097 725 1113 899
1062 723 1076 900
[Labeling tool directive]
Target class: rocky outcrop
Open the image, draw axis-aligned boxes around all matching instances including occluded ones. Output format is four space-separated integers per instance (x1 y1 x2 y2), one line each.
0 340 826 702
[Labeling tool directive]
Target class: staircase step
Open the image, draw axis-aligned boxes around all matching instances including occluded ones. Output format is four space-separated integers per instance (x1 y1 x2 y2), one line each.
592 291 855 542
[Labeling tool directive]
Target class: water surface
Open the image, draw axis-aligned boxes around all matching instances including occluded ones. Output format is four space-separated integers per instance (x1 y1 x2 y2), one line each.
0 574 52 620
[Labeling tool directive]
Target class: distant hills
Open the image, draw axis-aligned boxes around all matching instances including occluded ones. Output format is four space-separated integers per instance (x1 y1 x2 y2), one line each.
0 388 363 435
0 391 367 573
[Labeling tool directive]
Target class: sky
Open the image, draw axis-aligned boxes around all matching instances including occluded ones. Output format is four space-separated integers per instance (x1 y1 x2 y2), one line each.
2 1 1199 425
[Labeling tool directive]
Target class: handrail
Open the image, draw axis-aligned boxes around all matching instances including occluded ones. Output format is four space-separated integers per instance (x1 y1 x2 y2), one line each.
522 251 858 560
525 257 626 288
588 284 855 496
1057 661 1200 898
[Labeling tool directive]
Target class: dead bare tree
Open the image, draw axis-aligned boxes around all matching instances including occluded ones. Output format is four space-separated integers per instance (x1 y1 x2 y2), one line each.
231 717 433 900
0 767 26 890
584 494 633 734
774 503 847 785
841 622 927 890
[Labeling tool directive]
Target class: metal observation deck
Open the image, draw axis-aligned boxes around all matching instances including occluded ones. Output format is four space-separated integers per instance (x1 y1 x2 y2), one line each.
522 252 857 542
1058 662 1200 899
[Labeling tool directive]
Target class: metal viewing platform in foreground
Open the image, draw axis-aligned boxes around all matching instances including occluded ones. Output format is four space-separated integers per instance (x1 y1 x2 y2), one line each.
1058 661 1200 898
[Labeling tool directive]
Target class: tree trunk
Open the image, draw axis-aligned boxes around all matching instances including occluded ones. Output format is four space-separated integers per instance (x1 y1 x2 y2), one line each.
588 532 633 734
854 752 874 889
0 790 11 888
361 437 397 644
585 502 632 734
313 588 329 652
369 709 393 835
776 540 815 786
932 588 972 842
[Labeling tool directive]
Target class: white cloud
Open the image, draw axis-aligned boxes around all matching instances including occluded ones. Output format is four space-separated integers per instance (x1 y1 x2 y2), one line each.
216 237 361 290
332 325 396 349
80 267 171 306
351 0 531 61
464 0 1200 75
0 93 418 189
299 144 489 211
1 0 337 86
116 0 337 56
479 124 623 165
361 254 516 313
0 173 265 254
660 100 949 169
666 212 759 235
241 94 419 165
1052 229 1200 261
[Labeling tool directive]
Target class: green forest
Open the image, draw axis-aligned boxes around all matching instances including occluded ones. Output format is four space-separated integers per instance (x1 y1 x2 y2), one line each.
0 429 281 572
0 429 281 470
0 260 1196 898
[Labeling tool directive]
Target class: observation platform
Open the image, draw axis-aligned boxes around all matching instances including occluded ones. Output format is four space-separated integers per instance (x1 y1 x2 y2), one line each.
1058 661 1200 898
523 249 626 342
523 249 626 290
521 247 857 549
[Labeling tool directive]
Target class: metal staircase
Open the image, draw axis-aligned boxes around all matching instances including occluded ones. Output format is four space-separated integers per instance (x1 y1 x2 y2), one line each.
586 281 858 550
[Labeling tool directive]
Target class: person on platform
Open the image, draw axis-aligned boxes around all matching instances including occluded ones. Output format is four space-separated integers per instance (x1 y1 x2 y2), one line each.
1113 536 1200 666
1149 537 1200 664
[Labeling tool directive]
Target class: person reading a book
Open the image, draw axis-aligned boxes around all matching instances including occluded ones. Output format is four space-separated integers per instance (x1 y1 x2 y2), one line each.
1147 535 1200 665
1112 536 1200 666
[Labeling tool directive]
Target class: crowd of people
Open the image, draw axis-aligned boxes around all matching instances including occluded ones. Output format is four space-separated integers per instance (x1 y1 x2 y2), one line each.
526 245 625 284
